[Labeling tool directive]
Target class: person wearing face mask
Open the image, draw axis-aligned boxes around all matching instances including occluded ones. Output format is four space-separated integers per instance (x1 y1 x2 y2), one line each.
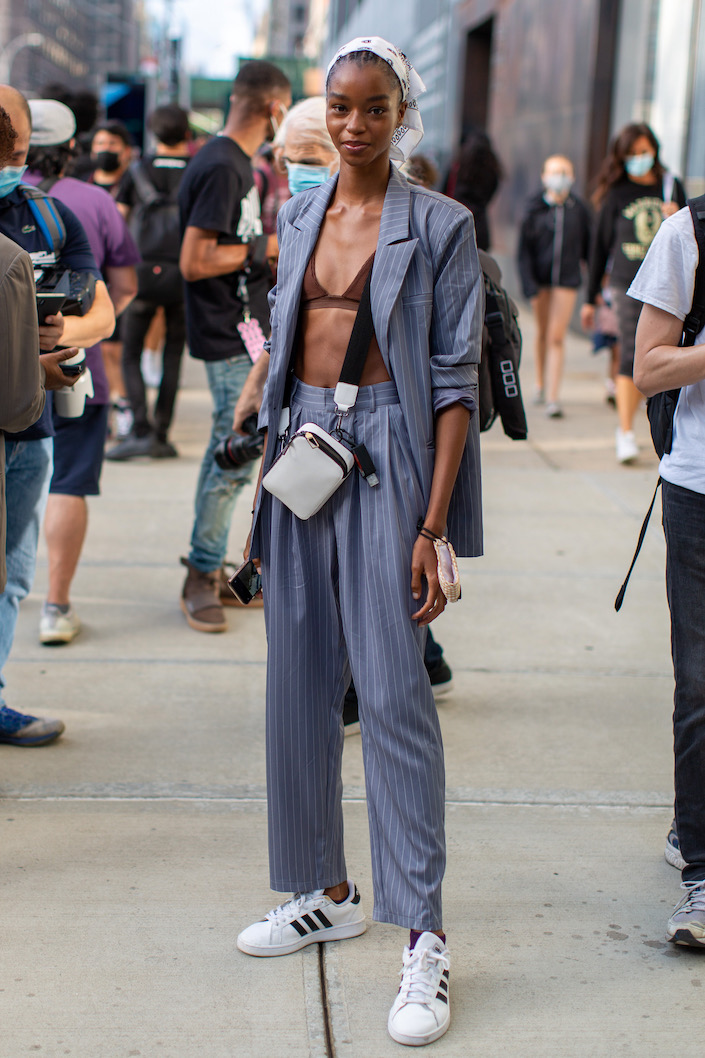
581 123 685 463
88 121 133 199
177 60 291 633
84 122 136 440
0 85 115 746
518 155 591 417
275 95 338 193
230 97 339 439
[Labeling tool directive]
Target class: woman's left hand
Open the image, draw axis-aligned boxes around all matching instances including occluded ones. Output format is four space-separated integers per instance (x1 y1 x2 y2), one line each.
411 535 447 625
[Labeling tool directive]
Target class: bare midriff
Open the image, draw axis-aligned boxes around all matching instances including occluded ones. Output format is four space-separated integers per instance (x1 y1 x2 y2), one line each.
294 234 392 388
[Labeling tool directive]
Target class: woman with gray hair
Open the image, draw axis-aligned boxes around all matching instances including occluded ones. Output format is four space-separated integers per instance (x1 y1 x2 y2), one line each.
274 95 338 193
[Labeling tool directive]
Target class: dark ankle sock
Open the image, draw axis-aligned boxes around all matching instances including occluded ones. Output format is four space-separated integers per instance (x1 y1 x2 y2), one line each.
328 883 350 904
410 930 446 949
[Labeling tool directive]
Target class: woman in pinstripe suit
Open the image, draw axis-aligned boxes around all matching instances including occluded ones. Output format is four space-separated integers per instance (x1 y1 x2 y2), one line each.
237 37 483 1047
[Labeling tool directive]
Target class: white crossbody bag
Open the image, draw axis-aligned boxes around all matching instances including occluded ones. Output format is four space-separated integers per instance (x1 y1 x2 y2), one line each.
262 269 375 520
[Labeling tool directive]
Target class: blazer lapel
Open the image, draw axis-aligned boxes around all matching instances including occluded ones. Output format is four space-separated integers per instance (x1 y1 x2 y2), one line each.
272 178 339 375
371 168 418 364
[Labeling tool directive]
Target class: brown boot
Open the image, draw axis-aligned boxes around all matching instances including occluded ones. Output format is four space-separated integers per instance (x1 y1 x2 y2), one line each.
180 558 227 632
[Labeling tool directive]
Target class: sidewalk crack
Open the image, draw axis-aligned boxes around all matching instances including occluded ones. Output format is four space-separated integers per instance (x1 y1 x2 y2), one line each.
318 945 336 1058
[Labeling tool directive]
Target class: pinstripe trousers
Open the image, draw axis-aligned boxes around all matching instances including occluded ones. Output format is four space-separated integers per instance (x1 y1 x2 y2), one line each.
259 378 446 931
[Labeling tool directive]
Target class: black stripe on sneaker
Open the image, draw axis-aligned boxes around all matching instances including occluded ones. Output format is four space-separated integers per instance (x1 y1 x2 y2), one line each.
301 914 320 932
290 918 309 937
442 969 449 979
436 992 448 1004
438 978 448 993
313 909 333 929
351 887 361 905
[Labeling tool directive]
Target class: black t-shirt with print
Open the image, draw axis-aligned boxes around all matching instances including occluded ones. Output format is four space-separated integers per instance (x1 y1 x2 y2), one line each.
587 174 687 301
178 135 271 362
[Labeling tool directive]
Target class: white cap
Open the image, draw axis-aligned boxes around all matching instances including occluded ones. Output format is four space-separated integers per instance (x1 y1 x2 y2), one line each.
28 99 76 147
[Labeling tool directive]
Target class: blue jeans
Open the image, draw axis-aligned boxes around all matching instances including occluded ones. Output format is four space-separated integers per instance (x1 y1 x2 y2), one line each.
0 437 54 701
188 355 255 572
663 480 705 881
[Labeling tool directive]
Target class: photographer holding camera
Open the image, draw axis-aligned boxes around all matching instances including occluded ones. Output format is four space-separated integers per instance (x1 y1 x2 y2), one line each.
0 86 115 747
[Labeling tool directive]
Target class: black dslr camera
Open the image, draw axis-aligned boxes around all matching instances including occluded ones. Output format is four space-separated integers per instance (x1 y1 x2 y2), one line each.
213 414 265 470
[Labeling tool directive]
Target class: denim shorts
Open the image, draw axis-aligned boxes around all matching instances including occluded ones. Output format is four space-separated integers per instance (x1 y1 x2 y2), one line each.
50 402 109 496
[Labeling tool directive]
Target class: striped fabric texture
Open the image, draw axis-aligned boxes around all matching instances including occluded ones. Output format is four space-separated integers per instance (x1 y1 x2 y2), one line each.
261 380 446 930
252 164 484 561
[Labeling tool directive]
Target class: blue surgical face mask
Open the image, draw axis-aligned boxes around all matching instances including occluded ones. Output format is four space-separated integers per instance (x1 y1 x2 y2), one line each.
625 152 655 178
285 161 331 195
0 164 28 198
542 173 573 196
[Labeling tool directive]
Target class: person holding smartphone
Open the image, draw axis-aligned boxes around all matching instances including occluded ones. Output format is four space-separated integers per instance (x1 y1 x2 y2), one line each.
236 38 483 1048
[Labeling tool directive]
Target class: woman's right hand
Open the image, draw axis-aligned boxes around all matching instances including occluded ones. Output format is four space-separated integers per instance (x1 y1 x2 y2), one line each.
580 303 596 332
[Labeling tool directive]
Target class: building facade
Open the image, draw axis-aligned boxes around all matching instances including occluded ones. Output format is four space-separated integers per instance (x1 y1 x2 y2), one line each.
266 0 312 58
0 0 140 94
327 0 705 253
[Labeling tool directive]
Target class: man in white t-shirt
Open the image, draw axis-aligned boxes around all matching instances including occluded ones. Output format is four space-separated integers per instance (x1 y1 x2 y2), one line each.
630 202 705 947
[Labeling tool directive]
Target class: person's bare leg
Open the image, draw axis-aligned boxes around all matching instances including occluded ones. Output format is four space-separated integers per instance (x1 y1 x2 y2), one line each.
532 289 550 394
44 494 87 606
102 341 125 400
545 287 577 404
616 374 643 433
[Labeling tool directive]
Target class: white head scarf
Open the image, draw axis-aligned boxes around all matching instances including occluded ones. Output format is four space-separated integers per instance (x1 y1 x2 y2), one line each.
326 36 426 166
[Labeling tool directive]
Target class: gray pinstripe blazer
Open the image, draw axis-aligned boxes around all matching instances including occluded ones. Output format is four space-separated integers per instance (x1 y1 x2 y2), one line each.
254 165 483 558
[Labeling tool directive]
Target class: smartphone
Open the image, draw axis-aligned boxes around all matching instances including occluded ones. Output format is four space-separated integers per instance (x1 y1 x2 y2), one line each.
37 293 67 324
227 559 262 605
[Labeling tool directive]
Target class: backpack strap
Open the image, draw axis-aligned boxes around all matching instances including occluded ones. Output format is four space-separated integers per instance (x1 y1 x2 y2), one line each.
129 160 162 208
18 185 66 255
684 194 705 345
38 175 59 193
614 479 662 612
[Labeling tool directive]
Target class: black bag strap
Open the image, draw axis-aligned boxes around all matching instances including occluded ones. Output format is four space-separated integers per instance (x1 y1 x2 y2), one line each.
129 160 162 208
281 264 375 418
38 175 59 193
683 195 705 346
614 478 662 612
337 268 374 388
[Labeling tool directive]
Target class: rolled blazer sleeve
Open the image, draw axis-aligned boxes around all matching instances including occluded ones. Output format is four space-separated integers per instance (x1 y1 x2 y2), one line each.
0 247 45 434
429 211 484 415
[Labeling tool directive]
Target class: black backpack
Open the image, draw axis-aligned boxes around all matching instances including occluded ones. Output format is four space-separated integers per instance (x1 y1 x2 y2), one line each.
477 249 527 440
129 161 184 302
616 195 705 611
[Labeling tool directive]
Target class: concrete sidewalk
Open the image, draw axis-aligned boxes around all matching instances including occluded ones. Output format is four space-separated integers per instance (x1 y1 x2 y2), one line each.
1 308 694 1058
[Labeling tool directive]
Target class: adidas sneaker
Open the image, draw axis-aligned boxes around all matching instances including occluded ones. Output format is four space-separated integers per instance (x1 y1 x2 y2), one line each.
237 880 366 957
388 932 450 1046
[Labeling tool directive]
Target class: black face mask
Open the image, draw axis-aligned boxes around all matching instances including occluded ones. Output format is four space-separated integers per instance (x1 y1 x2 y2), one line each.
94 150 121 173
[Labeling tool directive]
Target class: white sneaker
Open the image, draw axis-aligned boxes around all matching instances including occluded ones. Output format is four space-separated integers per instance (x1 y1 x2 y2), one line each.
616 428 638 464
141 348 163 389
237 881 366 957
667 879 705 947
39 604 81 645
388 932 450 1046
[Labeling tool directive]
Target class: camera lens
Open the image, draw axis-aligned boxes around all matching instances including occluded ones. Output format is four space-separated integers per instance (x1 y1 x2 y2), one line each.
213 415 264 470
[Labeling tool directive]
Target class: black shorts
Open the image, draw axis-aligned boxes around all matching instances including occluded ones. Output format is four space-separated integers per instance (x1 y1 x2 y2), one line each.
50 402 109 496
611 285 642 378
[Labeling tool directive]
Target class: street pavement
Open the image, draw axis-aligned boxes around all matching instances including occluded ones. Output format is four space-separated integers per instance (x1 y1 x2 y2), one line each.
1 308 696 1058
